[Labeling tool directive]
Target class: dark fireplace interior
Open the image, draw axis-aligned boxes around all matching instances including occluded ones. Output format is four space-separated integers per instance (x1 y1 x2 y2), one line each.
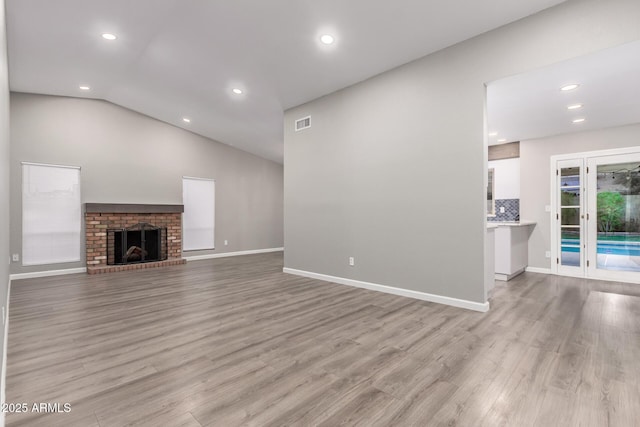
107 223 167 265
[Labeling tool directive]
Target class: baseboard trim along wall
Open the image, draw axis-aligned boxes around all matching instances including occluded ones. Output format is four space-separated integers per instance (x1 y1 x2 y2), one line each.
8 249 286 279
495 268 526 282
184 247 284 262
10 267 87 281
1 280 12 427
525 267 552 274
283 268 490 313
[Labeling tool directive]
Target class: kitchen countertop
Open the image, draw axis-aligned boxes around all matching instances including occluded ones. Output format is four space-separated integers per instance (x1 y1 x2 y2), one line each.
488 221 536 227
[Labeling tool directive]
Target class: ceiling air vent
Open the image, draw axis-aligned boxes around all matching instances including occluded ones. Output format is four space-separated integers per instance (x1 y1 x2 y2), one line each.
295 116 311 132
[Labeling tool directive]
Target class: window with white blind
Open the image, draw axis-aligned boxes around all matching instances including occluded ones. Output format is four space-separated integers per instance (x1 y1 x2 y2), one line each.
182 177 215 251
22 162 82 265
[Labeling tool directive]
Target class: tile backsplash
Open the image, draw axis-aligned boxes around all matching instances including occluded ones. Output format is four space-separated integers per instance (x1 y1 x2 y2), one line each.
488 198 519 222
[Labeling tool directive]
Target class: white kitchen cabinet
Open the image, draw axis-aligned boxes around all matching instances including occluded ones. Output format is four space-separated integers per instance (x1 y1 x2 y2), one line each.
493 222 535 281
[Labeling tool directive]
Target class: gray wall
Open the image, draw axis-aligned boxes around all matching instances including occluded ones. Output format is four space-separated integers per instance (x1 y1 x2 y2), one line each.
0 0 10 406
521 123 640 270
10 93 284 275
284 0 640 304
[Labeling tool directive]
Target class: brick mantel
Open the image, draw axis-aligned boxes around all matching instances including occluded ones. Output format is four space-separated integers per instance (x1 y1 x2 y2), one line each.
84 204 185 274
86 203 184 214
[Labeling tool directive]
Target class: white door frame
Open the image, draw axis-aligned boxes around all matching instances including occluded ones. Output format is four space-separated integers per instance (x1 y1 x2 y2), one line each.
550 146 640 283
551 158 585 277
586 151 640 283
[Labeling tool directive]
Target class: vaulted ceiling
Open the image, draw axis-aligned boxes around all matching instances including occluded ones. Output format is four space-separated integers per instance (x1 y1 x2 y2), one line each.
6 0 566 163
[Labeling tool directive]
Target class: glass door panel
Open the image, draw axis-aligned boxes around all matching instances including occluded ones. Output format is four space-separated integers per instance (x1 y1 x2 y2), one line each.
557 161 584 273
589 157 640 276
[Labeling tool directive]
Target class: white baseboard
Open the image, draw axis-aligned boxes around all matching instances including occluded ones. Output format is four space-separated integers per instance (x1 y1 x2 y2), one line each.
8 249 286 278
495 268 526 282
1 279 11 427
283 268 489 313
525 267 552 274
184 247 284 262
10 267 87 281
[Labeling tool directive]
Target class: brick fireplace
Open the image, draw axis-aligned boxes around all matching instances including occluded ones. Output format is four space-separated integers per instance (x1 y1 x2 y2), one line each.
84 203 186 274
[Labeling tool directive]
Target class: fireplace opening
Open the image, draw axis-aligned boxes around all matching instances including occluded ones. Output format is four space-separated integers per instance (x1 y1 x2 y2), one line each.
107 223 168 265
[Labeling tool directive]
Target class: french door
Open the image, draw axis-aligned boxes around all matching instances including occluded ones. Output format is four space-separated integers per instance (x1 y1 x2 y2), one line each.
552 148 640 283
555 159 585 277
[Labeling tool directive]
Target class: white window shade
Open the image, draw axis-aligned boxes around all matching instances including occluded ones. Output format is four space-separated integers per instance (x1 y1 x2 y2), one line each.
22 163 81 265
182 177 215 251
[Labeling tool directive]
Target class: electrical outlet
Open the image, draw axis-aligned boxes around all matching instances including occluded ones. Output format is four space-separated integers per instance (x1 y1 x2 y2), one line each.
12 253 19 262
224 240 228 246
499 206 505 214
349 257 355 266
545 251 551 258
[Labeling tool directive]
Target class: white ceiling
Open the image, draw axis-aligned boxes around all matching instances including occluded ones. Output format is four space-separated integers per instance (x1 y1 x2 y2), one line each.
487 39 640 146
6 0 566 163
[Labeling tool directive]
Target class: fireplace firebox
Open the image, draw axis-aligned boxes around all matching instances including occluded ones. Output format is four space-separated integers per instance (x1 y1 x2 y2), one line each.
107 223 168 265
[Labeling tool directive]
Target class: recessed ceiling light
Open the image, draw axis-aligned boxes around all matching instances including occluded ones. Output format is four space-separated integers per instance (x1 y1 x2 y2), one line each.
232 88 243 95
497 138 507 142
79 85 90 91
101 33 117 40
488 132 498 137
182 117 191 123
572 118 585 123
320 34 335 45
567 104 583 110
560 84 579 91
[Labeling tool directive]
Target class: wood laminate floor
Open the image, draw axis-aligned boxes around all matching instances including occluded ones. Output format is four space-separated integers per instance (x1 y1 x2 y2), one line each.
5 252 640 426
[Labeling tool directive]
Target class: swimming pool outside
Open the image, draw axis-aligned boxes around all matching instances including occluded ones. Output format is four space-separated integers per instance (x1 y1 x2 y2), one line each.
560 236 640 272
561 239 640 256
